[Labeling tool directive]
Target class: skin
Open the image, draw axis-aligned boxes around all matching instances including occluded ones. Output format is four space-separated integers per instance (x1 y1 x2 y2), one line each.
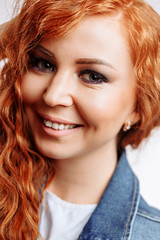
21 15 138 204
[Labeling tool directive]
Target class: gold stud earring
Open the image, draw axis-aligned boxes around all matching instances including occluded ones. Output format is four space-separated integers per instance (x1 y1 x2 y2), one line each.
123 121 134 132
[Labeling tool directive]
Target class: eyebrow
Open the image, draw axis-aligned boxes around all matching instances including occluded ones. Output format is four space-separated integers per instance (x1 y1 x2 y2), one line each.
76 58 115 69
35 45 115 70
35 45 56 60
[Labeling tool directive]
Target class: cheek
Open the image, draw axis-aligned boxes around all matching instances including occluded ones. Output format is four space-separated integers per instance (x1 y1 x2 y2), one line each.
21 73 45 104
78 88 134 126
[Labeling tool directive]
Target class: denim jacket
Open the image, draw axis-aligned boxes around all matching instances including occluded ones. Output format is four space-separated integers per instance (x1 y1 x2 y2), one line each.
78 151 160 240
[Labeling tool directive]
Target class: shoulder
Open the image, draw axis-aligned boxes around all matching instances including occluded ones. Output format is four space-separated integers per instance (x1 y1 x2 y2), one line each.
131 196 160 240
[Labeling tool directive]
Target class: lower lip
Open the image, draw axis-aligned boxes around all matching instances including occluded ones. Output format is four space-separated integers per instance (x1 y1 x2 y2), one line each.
39 118 82 138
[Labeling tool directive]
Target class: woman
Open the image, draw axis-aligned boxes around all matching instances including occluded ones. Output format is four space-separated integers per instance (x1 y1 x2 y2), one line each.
0 0 160 239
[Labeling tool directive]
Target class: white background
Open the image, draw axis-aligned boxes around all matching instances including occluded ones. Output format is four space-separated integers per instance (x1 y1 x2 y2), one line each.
1 0 160 209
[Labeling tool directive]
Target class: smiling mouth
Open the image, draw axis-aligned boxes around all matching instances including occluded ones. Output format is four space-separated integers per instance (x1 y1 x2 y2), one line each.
43 119 81 130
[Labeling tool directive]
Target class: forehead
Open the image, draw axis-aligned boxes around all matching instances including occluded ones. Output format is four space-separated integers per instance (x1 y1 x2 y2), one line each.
40 15 133 73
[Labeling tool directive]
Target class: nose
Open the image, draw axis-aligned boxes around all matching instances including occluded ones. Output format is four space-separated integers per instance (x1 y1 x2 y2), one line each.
42 71 74 107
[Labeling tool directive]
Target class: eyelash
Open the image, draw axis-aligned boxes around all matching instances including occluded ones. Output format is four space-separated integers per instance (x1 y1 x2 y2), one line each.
79 69 108 84
29 56 108 84
29 56 56 73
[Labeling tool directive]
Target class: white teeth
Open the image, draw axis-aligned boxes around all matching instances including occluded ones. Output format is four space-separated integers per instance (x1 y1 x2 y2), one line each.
69 125 75 129
58 124 65 130
52 123 59 130
45 120 52 128
64 125 70 129
44 120 76 130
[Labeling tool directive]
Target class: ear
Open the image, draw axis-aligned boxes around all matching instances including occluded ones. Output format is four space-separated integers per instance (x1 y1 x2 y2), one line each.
128 111 140 124
123 111 139 132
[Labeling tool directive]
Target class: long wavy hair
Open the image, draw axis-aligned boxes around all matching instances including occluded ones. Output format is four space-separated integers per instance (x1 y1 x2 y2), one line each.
0 0 160 239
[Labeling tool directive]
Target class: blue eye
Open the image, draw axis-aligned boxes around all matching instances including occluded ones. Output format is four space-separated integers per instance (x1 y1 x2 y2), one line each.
30 56 56 73
79 69 108 84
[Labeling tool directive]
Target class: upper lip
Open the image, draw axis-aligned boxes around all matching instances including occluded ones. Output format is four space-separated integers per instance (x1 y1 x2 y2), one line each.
38 112 83 126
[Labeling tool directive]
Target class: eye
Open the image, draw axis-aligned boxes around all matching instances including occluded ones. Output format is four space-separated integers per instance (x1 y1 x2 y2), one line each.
79 69 108 84
29 56 56 73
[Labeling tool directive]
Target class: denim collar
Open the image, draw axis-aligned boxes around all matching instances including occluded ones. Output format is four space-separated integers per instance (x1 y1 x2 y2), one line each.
78 151 140 240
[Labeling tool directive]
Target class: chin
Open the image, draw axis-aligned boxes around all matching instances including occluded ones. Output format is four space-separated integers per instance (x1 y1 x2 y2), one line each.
36 146 70 160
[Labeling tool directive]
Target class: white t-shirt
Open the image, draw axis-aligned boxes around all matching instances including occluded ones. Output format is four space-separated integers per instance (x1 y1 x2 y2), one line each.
39 190 97 240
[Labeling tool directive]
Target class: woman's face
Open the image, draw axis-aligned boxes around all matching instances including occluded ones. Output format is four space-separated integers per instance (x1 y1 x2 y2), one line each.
21 15 137 160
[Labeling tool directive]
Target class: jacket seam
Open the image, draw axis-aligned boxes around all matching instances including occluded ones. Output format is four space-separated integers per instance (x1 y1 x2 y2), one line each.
137 210 160 223
123 176 137 240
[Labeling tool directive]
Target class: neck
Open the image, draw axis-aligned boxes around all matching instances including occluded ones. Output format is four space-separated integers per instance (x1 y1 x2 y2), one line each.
48 144 117 204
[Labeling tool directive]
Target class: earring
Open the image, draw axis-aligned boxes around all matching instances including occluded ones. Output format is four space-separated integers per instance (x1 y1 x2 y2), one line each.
123 121 133 132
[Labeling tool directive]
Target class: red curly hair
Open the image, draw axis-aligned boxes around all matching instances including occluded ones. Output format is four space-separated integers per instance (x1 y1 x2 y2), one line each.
0 0 160 239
